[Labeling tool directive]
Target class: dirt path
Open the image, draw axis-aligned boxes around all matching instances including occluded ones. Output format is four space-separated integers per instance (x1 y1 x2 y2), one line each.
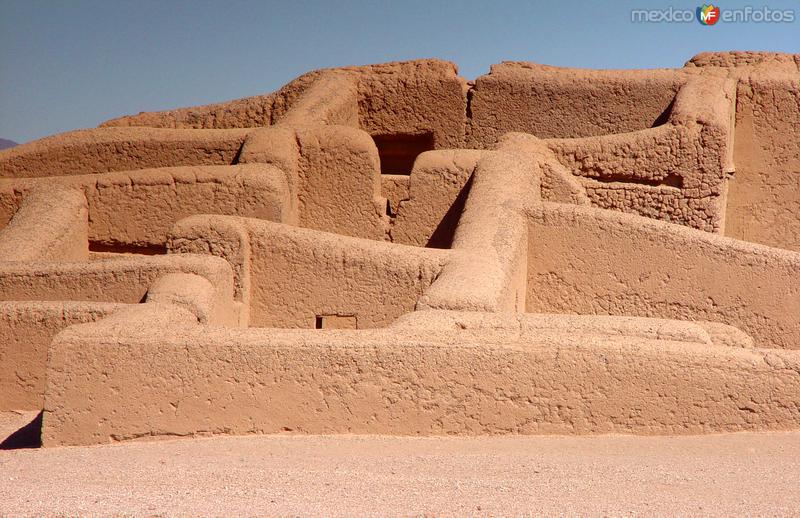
1 417 799 516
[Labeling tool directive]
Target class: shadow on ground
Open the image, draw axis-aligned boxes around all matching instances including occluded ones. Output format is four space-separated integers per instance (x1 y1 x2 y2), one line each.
0 411 42 449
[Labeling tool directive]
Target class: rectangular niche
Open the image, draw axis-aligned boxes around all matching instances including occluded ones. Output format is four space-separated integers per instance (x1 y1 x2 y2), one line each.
315 314 358 329
373 133 434 175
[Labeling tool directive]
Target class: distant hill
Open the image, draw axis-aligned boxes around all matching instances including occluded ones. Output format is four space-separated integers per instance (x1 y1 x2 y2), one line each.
0 139 18 150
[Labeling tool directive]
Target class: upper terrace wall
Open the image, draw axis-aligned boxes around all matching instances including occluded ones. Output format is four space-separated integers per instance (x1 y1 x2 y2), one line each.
726 75 800 250
467 63 684 147
0 127 250 178
354 60 467 149
98 60 687 153
527 203 800 350
88 59 738 238
101 69 327 129
102 60 468 150
686 51 800 71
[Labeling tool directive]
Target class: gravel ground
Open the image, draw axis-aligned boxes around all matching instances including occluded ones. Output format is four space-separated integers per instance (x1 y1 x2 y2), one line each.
1 412 799 516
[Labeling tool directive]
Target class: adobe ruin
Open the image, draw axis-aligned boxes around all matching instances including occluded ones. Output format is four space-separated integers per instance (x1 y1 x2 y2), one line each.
1 51 799 446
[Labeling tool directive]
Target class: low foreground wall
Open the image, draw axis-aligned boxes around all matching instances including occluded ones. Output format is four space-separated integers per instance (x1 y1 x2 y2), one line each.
42 311 800 446
0 301 125 410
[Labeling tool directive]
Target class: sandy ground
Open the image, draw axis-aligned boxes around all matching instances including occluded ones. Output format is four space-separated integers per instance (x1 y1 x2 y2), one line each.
1 412 800 516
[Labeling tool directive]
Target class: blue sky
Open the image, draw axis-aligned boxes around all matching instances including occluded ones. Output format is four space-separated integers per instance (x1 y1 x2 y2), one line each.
1 0 797 143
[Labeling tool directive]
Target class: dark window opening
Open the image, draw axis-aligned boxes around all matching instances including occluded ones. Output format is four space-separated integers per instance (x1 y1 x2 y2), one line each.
314 314 358 330
373 133 435 175
89 241 167 255
589 172 684 189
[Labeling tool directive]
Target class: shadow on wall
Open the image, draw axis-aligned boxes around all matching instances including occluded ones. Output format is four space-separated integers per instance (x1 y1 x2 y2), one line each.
89 242 167 256
373 133 435 175
427 174 473 249
651 98 676 128
467 65 684 146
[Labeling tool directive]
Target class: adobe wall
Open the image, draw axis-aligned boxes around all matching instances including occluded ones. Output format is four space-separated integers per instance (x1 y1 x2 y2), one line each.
83 59 746 240
100 68 329 129
418 151 536 313
144 272 239 327
0 127 250 178
526 203 800 349
169 215 448 328
42 313 800 446
0 301 125 410
0 53 797 446
0 164 291 248
389 142 588 250
543 75 735 232
683 52 800 249
0 186 88 261
90 56 800 250
0 125 388 244
494 133 590 206
293 125 387 239
390 149 483 247
102 60 469 149
726 75 800 250
0 255 234 307
238 125 389 240
545 124 726 231
354 60 468 149
468 63 684 147
380 174 410 217
686 51 800 71
277 72 359 127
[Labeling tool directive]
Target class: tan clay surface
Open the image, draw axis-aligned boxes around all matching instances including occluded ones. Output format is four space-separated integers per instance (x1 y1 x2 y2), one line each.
1 415 799 516
0 53 798 454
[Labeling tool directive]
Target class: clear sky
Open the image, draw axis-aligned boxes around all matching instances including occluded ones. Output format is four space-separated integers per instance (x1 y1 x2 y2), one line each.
1 0 797 143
